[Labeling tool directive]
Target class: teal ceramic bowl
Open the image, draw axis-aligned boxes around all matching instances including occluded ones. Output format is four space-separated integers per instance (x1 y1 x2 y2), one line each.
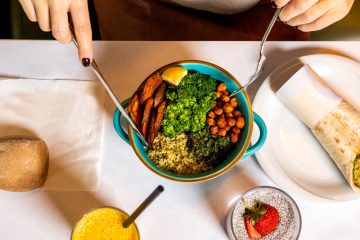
113 60 267 182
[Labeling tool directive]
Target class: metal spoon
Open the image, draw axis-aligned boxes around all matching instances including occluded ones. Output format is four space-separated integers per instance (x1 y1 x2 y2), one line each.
69 25 149 147
230 8 281 97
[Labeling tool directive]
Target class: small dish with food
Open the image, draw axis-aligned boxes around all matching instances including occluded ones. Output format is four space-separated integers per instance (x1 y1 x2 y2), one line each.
225 186 301 240
113 60 267 182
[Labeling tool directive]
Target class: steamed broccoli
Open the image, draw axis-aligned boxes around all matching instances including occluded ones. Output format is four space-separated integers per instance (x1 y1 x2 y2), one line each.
162 72 217 138
165 72 217 100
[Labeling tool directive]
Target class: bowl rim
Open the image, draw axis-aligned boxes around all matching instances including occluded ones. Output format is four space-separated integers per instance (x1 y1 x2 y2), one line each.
128 59 254 182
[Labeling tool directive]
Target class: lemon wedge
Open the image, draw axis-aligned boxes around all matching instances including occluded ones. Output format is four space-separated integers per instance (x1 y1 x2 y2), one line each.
161 66 188 86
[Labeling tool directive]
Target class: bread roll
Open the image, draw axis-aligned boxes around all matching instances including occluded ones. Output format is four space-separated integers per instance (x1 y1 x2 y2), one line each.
0 136 49 192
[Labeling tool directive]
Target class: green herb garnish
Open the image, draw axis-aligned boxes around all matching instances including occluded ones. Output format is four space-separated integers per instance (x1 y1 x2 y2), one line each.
187 128 233 166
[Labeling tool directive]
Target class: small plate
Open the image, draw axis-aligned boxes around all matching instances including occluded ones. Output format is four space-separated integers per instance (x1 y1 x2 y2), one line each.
252 54 360 202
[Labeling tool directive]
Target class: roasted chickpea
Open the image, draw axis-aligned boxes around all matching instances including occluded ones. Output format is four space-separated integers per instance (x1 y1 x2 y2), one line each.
210 126 219 134
220 113 225 118
223 103 234 113
217 117 227 128
225 112 233 118
236 117 245 129
223 89 230 95
221 95 230 103
217 102 223 108
225 125 231 132
214 108 223 115
208 111 216 118
231 133 239 143
218 128 227 137
206 118 216 126
227 117 236 127
215 91 222 98
233 110 242 118
217 82 227 92
232 127 241 135
230 98 238 107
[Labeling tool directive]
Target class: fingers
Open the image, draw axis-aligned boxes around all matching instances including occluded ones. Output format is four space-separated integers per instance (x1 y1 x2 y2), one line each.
70 0 93 65
32 0 51 32
297 9 343 32
286 0 331 26
19 0 37 22
279 0 319 22
19 0 92 67
50 3 72 43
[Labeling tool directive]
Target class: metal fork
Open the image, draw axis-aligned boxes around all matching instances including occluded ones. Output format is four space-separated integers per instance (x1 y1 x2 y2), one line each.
69 24 149 147
230 8 281 97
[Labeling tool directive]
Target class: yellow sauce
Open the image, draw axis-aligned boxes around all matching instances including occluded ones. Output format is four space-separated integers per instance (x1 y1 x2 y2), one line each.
71 207 140 240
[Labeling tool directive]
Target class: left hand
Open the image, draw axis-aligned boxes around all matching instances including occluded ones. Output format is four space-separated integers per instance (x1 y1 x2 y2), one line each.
274 0 355 32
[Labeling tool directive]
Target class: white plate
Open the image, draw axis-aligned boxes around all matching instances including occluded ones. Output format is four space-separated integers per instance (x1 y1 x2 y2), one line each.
252 54 360 203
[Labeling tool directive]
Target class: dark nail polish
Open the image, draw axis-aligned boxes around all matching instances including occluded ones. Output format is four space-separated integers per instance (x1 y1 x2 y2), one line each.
82 58 90 67
294 26 299 30
284 21 288 25
271 2 278 8
276 16 281 21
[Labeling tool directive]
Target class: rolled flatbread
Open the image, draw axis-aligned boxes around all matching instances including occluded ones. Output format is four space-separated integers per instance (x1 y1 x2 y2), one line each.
311 101 360 193
277 65 360 194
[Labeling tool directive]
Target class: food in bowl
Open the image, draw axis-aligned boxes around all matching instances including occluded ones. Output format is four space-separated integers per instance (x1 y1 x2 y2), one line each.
226 186 301 240
114 60 267 182
243 199 280 239
207 82 245 143
148 133 212 175
127 66 245 175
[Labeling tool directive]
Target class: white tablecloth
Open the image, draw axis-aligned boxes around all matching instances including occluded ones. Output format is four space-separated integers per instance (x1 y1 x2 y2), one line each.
0 40 359 240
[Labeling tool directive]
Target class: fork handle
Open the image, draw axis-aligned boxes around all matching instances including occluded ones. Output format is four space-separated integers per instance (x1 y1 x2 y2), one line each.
260 8 281 55
68 22 149 147
230 8 281 97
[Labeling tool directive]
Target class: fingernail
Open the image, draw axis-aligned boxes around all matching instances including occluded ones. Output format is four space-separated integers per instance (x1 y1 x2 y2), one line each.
82 58 91 67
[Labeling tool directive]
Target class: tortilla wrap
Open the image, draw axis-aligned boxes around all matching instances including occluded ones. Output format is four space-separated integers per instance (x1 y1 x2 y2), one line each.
311 100 360 193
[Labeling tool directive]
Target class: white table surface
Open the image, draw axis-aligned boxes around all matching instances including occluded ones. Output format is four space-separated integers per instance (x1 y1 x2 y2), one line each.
0 40 359 240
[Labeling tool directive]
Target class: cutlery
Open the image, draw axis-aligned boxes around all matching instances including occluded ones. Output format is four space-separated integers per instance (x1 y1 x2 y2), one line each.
69 25 149 147
230 8 281 97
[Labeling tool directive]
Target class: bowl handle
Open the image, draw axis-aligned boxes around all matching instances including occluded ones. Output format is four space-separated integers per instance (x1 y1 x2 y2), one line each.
113 99 131 145
242 112 267 159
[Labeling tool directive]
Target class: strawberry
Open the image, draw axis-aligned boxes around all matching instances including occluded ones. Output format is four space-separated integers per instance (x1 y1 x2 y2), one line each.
245 218 261 240
243 199 280 238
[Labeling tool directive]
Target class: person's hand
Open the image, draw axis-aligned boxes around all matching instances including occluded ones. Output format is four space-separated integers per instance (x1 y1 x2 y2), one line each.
274 0 355 32
19 0 93 67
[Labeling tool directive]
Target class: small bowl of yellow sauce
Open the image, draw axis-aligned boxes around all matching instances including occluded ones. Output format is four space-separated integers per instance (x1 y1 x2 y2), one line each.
71 207 140 240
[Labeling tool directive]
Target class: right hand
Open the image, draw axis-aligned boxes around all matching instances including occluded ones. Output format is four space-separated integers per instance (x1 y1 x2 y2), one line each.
274 0 355 32
19 0 93 67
